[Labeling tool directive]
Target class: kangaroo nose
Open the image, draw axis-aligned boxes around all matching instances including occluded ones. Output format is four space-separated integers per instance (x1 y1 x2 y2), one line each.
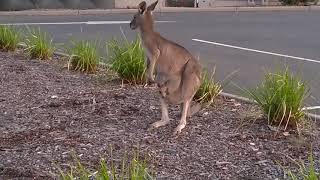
130 23 135 30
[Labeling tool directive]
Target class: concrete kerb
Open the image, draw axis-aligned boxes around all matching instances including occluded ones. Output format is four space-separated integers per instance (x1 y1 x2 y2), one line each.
16 43 320 121
1 6 320 16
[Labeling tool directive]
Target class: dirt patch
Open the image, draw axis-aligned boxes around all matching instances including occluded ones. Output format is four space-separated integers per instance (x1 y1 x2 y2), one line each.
0 50 319 180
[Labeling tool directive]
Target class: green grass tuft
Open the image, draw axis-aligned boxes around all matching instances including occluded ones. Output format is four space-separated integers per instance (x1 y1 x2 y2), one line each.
25 27 54 60
194 68 222 105
245 67 309 130
107 37 146 85
285 150 319 180
59 151 155 180
68 40 100 73
0 25 20 51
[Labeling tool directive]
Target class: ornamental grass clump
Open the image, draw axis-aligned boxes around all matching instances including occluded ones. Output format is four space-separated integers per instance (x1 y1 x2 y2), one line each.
194 68 222 105
25 28 54 60
59 151 155 180
108 37 146 84
246 68 309 130
68 40 100 73
0 25 20 51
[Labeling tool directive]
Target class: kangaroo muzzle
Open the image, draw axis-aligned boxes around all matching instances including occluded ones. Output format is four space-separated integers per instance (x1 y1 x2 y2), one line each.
130 21 137 30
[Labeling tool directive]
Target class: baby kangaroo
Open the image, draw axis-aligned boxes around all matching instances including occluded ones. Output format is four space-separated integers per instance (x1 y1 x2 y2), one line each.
130 0 202 135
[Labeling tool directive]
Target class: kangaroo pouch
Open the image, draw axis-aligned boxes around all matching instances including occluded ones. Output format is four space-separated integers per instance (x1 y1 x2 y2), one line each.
155 73 183 104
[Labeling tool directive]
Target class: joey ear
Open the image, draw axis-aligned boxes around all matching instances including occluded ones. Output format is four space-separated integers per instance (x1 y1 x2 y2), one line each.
147 0 158 11
138 1 147 14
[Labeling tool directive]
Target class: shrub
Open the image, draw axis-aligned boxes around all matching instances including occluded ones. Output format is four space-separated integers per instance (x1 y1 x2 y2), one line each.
59 152 155 180
68 40 100 73
194 68 222 105
0 25 20 51
25 27 54 60
246 68 309 130
107 37 146 85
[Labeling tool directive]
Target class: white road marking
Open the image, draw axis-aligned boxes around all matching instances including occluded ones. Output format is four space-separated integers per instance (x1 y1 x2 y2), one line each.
0 20 176 26
194 38 320 110
302 106 320 111
192 38 320 64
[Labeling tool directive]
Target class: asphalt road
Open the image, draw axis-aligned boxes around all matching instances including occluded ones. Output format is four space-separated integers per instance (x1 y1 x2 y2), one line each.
1 11 319 113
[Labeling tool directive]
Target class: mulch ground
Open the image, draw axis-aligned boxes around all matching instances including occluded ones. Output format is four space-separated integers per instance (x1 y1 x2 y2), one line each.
0 50 319 180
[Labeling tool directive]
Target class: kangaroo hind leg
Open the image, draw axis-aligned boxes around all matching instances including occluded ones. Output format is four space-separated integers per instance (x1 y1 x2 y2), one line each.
173 61 201 135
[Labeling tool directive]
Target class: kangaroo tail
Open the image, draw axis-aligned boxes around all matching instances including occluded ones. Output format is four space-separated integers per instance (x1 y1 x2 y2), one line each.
187 102 202 117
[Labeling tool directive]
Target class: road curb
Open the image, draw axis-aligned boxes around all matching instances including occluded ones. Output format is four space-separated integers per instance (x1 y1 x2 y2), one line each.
1 6 320 16
17 43 320 121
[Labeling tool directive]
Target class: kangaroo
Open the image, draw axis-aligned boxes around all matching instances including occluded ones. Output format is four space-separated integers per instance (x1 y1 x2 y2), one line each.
130 0 202 135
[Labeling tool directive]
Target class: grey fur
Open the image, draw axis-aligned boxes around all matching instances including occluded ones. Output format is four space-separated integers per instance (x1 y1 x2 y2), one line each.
130 1 202 135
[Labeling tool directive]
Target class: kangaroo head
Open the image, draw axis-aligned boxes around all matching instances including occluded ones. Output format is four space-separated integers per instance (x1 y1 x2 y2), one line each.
130 0 158 30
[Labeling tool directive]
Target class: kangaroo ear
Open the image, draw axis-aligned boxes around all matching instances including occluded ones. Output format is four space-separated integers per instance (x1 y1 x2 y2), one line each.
147 0 158 11
138 1 147 14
